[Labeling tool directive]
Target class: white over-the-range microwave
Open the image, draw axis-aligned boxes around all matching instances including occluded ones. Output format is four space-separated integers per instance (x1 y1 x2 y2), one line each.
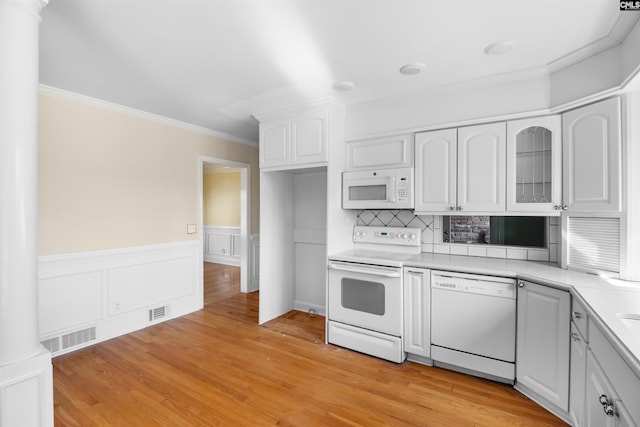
342 167 414 209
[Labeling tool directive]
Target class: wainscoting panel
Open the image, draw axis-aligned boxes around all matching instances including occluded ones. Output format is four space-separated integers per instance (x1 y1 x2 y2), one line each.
250 234 260 292
203 226 241 266
38 241 201 357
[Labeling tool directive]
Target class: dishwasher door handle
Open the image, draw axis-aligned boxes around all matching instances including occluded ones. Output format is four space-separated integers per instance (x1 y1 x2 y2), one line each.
328 261 401 278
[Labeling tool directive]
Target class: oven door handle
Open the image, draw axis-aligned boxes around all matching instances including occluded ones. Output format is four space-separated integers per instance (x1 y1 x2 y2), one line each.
328 261 401 278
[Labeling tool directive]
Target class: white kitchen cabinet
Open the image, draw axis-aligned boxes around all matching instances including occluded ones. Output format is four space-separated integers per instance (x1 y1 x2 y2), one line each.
584 355 638 427
562 97 621 212
258 105 331 170
506 115 562 213
414 123 505 214
346 133 413 171
403 267 430 359
414 128 457 212
515 280 570 414
260 117 290 168
457 122 506 213
570 322 588 427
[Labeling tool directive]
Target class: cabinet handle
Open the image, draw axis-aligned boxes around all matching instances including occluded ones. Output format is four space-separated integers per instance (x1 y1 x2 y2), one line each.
222 248 226 254
456 206 462 211
449 206 456 211
571 332 581 342
518 282 525 288
599 395 615 417
572 311 583 320
562 205 569 211
554 205 562 210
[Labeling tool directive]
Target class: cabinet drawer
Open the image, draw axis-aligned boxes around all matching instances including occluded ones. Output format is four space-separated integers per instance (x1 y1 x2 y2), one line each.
588 318 640 423
571 297 588 340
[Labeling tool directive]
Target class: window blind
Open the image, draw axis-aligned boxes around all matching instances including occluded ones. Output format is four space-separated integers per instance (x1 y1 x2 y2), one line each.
567 217 620 274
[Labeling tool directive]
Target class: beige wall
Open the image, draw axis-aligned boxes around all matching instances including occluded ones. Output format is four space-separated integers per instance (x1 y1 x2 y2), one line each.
38 93 259 255
203 171 241 226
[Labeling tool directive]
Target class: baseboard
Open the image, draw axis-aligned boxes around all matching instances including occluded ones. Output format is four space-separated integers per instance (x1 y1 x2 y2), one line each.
204 254 241 266
294 300 326 316
38 241 202 357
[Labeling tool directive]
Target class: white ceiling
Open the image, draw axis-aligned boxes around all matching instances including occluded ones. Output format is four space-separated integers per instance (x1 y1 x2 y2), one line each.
39 0 638 144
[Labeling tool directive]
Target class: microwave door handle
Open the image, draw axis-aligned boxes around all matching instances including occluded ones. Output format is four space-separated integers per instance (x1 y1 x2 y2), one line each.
328 262 401 278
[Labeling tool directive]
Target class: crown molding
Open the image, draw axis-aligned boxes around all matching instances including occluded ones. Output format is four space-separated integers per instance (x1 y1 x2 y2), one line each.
1 0 48 19
548 13 640 73
38 85 258 148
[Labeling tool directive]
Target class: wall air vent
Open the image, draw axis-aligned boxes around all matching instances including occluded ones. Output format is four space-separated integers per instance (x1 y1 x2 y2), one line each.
62 326 97 349
41 337 60 354
42 326 97 356
149 305 169 322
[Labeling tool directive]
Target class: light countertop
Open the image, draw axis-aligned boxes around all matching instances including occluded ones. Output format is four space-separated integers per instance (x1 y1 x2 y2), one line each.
401 253 640 378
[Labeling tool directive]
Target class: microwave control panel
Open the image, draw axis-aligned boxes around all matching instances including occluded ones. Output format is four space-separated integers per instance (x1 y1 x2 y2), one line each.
397 177 409 202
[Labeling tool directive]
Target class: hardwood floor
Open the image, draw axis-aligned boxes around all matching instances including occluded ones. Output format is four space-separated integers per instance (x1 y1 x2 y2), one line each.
53 262 567 426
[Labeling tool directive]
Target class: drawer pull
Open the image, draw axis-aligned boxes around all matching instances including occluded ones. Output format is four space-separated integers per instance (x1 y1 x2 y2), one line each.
572 311 583 320
571 332 581 342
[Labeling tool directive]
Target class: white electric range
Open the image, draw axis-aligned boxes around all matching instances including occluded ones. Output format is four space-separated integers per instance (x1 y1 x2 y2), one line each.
327 225 421 363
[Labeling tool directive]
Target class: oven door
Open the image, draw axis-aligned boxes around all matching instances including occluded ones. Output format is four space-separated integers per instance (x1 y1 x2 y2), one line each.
328 261 402 336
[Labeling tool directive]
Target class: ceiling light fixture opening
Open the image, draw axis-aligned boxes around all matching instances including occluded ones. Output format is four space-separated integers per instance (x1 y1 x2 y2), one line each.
399 63 426 76
484 40 516 56
332 80 355 91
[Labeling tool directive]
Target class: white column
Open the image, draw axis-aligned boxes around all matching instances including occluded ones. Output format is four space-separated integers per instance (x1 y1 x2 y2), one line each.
0 0 53 426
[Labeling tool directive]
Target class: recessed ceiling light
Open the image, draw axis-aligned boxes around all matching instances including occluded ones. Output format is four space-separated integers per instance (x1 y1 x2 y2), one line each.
484 40 516 56
332 80 355 91
399 63 426 76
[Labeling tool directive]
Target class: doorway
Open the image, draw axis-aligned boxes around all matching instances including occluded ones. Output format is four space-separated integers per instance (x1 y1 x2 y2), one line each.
198 156 253 296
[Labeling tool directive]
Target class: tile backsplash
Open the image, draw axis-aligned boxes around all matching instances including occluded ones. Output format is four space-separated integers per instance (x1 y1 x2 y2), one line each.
355 210 561 264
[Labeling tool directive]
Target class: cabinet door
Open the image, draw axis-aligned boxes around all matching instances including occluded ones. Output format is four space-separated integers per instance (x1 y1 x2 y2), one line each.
585 350 617 427
562 97 621 211
260 118 290 168
414 129 457 213
291 108 328 165
507 116 562 213
457 122 506 212
516 280 570 412
569 322 587 427
346 134 413 170
403 268 430 357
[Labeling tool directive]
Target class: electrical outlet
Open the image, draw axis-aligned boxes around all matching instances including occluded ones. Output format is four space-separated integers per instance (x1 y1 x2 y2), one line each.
187 224 197 234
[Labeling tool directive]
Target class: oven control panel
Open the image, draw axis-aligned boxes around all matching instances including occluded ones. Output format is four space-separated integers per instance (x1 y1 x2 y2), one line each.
353 226 421 246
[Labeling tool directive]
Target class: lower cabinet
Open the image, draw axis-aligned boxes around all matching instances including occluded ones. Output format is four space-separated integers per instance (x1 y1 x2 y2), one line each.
583 319 639 427
569 322 588 426
403 267 430 360
515 280 570 416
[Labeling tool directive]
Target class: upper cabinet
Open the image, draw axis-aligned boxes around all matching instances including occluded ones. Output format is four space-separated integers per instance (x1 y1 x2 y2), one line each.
415 123 506 214
457 123 506 213
562 97 621 212
415 128 457 212
258 104 332 170
345 134 413 171
506 116 562 214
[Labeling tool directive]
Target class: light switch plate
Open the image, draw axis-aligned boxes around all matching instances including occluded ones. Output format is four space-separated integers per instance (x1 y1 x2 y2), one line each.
187 224 197 234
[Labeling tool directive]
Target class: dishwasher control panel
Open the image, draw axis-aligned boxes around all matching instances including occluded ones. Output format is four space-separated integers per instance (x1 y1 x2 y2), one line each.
431 271 516 299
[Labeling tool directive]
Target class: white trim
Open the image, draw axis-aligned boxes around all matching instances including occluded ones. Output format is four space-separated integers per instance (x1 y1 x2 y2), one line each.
38 241 201 356
199 156 251 293
547 14 640 73
38 85 258 147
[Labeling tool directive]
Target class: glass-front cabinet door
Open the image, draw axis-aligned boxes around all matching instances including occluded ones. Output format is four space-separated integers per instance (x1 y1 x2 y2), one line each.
506 116 562 213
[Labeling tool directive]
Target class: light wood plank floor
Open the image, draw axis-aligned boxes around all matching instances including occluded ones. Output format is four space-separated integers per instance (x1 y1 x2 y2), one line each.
53 262 567 426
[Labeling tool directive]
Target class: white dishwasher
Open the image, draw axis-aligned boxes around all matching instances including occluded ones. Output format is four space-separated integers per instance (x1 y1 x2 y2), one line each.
430 270 516 383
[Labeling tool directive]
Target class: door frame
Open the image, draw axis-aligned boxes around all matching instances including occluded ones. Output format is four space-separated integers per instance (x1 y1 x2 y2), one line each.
198 156 251 293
